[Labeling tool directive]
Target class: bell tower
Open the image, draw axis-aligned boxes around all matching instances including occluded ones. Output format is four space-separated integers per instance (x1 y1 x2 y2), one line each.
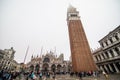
67 5 97 72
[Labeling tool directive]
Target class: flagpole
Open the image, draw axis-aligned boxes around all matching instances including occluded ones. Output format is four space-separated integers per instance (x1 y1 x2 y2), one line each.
24 46 29 64
40 46 43 58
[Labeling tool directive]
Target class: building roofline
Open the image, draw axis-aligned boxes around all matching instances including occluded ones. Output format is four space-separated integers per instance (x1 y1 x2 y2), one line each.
99 25 120 42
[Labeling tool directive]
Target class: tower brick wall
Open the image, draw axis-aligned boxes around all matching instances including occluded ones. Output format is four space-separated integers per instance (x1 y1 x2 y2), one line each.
67 6 97 72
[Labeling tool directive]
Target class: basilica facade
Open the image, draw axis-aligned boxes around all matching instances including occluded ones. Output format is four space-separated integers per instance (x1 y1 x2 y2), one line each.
26 51 72 73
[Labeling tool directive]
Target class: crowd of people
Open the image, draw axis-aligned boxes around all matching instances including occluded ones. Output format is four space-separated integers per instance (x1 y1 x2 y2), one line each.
69 71 100 80
0 70 56 80
0 69 108 80
0 70 20 80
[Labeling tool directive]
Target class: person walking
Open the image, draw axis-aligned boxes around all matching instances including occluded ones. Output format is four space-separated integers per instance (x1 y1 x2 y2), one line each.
29 71 37 80
39 72 42 80
102 71 109 80
78 72 82 80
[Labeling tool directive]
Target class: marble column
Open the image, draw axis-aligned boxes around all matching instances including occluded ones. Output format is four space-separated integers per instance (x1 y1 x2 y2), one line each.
103 53 107 59
108 64 114 72
103 42 107 47
113 63 119 73
97 55 100 61
117 32 120 39
100 66 104 71
94 56 98 61
104 65 109 73
112 37 116 42
118 46 120 51
112 49 118 56
100 54 104 60
108 51 112 58
117 47 120 55
98 55 102 60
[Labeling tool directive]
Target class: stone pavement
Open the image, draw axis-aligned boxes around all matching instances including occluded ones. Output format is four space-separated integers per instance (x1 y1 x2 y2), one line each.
17 73 120 80
47 73 120 80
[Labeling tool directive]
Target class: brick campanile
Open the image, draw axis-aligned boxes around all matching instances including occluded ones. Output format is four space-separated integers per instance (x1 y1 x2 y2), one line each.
67 6 97 72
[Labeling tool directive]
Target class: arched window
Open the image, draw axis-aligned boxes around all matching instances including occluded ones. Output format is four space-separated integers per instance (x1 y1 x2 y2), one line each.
114 47 120 55
109 50 114 57
109 38 113 43
105 41 108 46
43 57 50 63
115 34 119 41
101 43 104 48
105 52 109 58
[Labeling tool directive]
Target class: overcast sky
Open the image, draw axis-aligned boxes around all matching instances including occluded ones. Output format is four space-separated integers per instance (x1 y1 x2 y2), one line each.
0 0 120 63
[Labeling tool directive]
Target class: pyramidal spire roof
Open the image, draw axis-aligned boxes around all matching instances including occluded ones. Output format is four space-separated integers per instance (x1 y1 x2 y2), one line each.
67 4 76 13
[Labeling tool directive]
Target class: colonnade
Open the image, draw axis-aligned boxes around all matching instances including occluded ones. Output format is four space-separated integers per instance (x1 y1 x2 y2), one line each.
99 62 120 73
94 46 120 62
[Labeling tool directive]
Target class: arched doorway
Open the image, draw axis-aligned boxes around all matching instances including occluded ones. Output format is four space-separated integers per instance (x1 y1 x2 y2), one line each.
42 63 49 73
30 65 34 71
57 64 61 74
51 64 56 73
63 65 66 73
35 64 40 73
68 65 72 73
